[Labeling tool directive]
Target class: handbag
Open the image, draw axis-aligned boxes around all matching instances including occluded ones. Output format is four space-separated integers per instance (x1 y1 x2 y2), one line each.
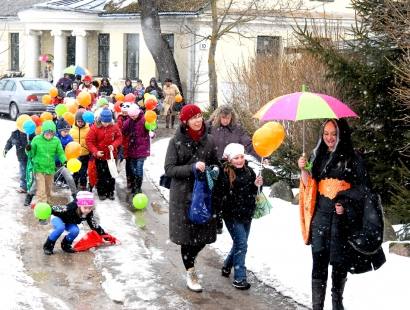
159 174 172 189
107 150 119 178
188 167 213 224
253 188 272 219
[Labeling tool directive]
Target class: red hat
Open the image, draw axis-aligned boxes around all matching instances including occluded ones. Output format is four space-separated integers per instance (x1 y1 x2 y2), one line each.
83 75 92 82
179 104 202 122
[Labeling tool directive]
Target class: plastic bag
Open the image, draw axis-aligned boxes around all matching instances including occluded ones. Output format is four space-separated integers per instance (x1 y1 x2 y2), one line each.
253 189 272 219
107 150 119 178
188 168 212 224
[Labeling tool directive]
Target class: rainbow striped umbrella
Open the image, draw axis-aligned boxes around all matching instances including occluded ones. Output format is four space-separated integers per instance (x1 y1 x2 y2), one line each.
253 90 358 153
253 92 358 121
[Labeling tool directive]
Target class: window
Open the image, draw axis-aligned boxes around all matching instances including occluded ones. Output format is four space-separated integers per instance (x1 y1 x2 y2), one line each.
66 36 76 67
98 33 110 77
20 80 52 91
0 80 8 90
10 33 19 71
125 33 139 80
4 80 16 91
257 36 281 57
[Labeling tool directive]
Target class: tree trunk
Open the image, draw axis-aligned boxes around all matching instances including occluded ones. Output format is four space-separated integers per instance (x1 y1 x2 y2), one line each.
208 0 219 111
139 0 184 97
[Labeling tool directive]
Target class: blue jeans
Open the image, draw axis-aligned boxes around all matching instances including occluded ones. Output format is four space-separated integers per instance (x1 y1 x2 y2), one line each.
224 219 252 281
19 160 27 190
49 216 80 242
130 158 145 178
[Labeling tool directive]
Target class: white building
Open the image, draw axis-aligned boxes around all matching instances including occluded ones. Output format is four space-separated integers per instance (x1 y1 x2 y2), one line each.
0 0 355 106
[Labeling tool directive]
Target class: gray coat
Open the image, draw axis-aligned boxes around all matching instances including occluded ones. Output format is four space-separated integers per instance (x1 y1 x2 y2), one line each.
209 123 259 160
164 124 219 246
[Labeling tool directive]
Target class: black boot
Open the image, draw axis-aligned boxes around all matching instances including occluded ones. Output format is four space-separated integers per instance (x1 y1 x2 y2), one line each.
135 176 142 194
165 115 170 128
332 277 347 310
312 278 327 310
61 236 76 253
171 115 176 128
43 238 56 255
24 193 34 206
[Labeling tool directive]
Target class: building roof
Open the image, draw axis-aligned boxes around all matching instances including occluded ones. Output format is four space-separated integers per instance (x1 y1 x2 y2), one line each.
1 0 45 17
34 0 108 13
103 0 210 14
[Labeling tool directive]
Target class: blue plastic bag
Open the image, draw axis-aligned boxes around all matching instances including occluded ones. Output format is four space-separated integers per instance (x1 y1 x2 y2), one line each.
188 167 213 224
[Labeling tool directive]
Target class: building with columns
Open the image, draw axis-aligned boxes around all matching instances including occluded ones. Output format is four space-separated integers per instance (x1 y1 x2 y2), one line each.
0 0 355 105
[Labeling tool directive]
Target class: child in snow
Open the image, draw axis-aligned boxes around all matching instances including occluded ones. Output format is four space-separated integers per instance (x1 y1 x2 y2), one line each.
213 143 263 290
26 120 66 204
121 104 151 194
86 108 122 200
43 191 107 255
69 109 90 191
3 129 33 193
116 102 132 189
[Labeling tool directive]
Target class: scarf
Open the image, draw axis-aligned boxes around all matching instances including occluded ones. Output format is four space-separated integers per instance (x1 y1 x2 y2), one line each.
187 124 205 142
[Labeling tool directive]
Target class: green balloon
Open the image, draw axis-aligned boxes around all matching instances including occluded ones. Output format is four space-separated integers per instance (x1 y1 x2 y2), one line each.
98 97 109 107
34 202 52 220
55 104 68 117
132 193 148 210
145 121 157 131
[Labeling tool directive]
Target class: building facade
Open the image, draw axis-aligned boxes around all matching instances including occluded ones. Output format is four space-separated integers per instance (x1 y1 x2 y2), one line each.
0 0 355 106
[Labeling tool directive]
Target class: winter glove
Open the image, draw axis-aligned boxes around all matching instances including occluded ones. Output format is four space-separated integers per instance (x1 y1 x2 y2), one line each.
25 144 31 152
2 149 7 158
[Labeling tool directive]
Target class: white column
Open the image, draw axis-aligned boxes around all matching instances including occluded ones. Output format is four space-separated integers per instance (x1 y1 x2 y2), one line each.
72 30 88 68
24 30 41 78
51 30 67 82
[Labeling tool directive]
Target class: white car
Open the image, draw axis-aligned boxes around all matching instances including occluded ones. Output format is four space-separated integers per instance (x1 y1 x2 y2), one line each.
0 78 53 120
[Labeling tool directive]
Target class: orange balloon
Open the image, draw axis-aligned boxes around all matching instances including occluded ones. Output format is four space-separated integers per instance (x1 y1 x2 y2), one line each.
175 94 183 103
77 91 92 108
124 93 136 103
65 141 81 159
145 99 157 110
114 101 122 113
49 87 58 98
62 112 75 126
252 127 276 158
31 115 42 126
42 94 52 105
145 110 157 123
262 121 286 153
115 93 125 102
66 101 79 114
40 112 53 122
16 114 31 132
35 126 42 135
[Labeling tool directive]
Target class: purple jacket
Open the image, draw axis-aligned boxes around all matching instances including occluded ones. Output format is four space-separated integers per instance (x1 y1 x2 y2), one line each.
122 112 150 159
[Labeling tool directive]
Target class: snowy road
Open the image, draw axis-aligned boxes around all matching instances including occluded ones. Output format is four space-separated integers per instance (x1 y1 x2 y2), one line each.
0 118 305 309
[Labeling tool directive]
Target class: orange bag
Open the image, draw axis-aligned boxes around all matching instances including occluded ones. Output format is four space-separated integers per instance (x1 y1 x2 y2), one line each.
88 157 97 187
299 176 317 245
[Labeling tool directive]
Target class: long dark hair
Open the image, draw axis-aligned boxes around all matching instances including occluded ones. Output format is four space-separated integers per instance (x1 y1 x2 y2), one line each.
311 119 355 179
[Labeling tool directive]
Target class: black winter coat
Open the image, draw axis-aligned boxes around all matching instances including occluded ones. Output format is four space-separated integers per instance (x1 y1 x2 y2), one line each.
51 201 105 235
4 130 32 162
164 124 218 246
213 162 258 222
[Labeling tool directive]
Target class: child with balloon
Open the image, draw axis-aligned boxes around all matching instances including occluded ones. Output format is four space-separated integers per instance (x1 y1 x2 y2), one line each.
116 102 133 189
42 191 108 255
25 120 66 205
212 143 263 290
121 104 151 195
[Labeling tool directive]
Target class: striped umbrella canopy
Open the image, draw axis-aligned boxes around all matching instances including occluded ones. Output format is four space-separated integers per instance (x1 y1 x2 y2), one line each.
253 92 358 121
63 65 91 76
253 91 358 153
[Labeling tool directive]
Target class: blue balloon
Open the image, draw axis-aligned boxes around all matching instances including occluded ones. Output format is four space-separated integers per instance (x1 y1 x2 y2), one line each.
82 111 94 124
23 120 36 135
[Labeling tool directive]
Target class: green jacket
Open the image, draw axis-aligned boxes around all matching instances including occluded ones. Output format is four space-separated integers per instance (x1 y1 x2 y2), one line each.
28 134 66 174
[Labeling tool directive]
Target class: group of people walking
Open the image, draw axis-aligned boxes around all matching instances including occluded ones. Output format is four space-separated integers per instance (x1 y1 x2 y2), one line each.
3 71 385 308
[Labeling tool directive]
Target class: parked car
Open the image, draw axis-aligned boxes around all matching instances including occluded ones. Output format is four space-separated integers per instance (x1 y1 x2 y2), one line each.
0 78 53 120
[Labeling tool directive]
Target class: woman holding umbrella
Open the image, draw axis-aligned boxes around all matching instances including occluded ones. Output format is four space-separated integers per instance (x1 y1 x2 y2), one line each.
298 119 385 310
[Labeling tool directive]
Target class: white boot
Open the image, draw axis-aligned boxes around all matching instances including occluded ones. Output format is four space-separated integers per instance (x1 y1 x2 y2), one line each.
186 267 202 292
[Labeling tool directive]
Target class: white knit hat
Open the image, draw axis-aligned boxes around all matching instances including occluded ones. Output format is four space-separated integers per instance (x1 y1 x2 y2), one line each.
223 143 245 160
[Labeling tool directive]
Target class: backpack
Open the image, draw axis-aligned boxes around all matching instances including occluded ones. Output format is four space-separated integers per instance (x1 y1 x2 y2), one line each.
188 167 212 224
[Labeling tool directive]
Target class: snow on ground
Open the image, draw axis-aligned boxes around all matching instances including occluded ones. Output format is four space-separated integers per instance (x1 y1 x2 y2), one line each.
0 119 69 309
145 137 409 310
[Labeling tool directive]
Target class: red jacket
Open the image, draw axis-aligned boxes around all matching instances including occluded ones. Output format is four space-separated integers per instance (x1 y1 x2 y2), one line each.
86 123 122 160
116 114 130 158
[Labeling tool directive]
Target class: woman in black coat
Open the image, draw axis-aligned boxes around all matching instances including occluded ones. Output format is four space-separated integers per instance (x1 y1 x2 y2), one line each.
298 119 385 310
164 104 218 293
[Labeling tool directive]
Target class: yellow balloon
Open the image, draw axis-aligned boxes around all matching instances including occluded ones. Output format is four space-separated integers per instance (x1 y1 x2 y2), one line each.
262 122 286 153
16 114 31 132
67 158 81 173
